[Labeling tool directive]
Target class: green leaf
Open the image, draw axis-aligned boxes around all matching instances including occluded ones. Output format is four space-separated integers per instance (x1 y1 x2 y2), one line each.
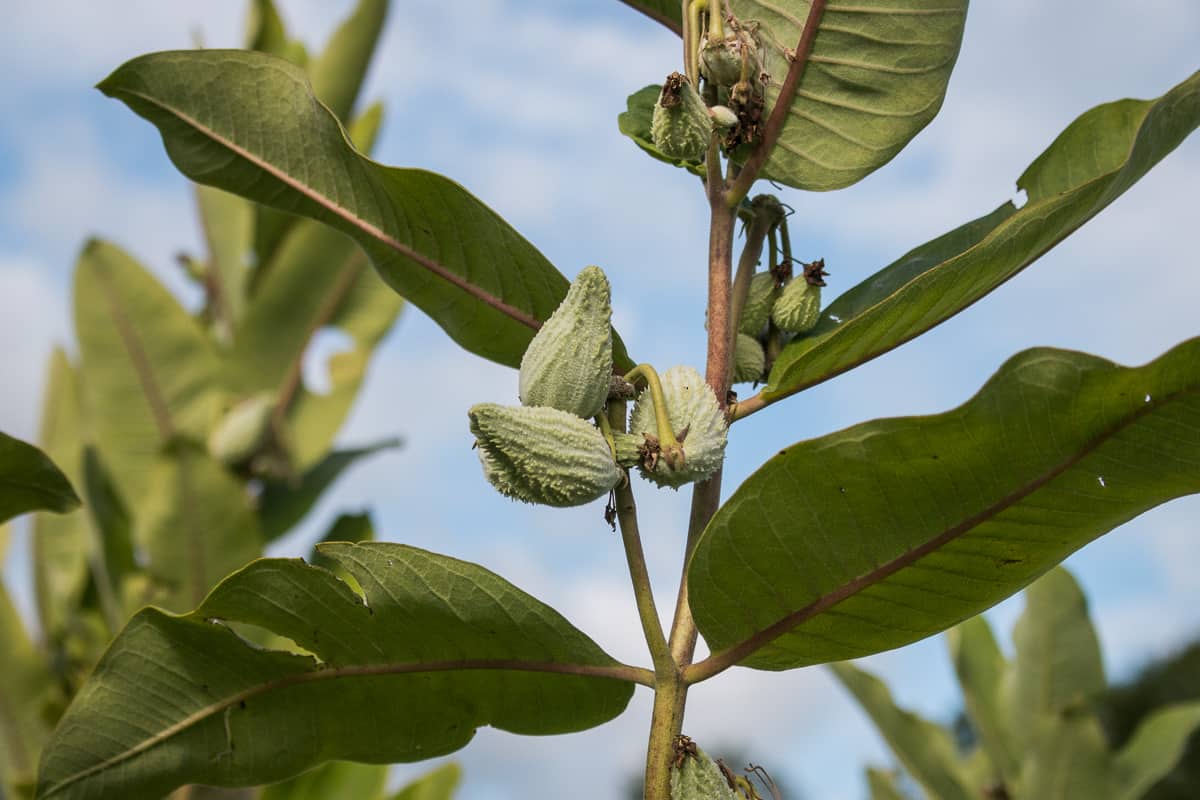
30 349 90 648
260 761 387 800
689 339 1200 671
73 239 222 503
244 0 307 65
194 184 253 333
99 50 633 370
0 433 79 526
258 440 399 542
1113 701 1200 800
1004 568 1106 755
80 448 136 600
865 767 907 800
729 0 966 191
391 762 461 800
617 85 706 176
36 544 635 799
308 0 389 124
946 616 1019 785
1 578 60 795
136 444 262 612
1019 712 1116 800
831 662 974 800
762 70 1200 407
616 0 681 34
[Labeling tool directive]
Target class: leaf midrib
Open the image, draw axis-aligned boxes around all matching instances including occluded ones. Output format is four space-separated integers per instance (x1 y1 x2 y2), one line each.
687 379 1196 680
41 656 648 797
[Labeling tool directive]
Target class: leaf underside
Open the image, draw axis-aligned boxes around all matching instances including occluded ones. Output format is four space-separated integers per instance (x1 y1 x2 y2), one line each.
0 432 79 526
690 338 1200 670
36 543 633 800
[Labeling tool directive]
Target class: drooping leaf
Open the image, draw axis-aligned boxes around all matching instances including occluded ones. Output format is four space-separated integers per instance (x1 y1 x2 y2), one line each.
728 0 966 191
0 432 79 526
831 662 974 800
99 51 632 370
1003 568 1106 754
73 239 222 503
258 439 399 542
1019 712 1116 800
136 444 262 612
617 85 706 177
1113 701 1200 800
946 616 1019 785
36 544 635 799
308 0 389 124
761 70 1200 407
689 339 1200 671
391 762 461 800
616 0 682 34
260 761 387 800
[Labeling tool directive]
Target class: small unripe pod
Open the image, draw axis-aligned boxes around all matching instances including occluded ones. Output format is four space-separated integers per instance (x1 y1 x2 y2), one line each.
519 266 613 419
469 404 621 507
651 73 712 162
739 271 778 336
732 333 766 385
612 432 645 469
771 278 821 334
629 366 727 488
670 746 739 800
208 393 275 466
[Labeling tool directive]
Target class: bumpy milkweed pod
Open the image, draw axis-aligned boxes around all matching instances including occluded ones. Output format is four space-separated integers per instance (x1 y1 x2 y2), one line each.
699 29 761 88
771 260 829 334
629 366 727 488
519 266 613 419
732 333 766 385
207 392 276 466
739 271 778 336
671 744 739 800
469 404 621 507
651 72 712 162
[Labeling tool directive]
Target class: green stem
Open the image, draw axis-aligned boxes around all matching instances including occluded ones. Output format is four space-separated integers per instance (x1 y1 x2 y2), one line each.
644 674 688 800
685 0 708 84
614 480 673 677
624 364 685 469
708 0 725 42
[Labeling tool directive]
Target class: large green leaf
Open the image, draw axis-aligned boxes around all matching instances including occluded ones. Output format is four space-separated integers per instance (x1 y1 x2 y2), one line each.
36 544 635 799
99 50 631 370
688 339 1200 672
136 444 262 612
308 0 388 124
616 0 681 33
0 432 79 526
831 662 974 800
74 239 223 502
760 70 1200 408
1113 701 1200 800
1003 568 1106 753
946 616 1018 785
1019 712 1116 800
727 0 966 191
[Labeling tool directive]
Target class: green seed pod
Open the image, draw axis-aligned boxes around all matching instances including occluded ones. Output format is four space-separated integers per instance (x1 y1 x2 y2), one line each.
519 266 613 418
629 366 727 489
207 393 276 466
671 746 739 800
771 278 821 334
699 31 760 88
651 73 712 162
732 333 766 385
739 271 778 335
469 404 621 507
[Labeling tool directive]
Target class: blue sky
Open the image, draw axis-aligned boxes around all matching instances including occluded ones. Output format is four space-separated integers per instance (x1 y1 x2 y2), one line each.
1 1 1198 798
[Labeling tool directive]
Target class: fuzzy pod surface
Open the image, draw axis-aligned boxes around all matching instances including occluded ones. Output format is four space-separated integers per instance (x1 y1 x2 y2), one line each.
651 73 712 162
739 271 778 336
469 403 621 507
771 278 821 334
519 265 613 419
732 333 766 385
629 366 727 488
670 747 739 800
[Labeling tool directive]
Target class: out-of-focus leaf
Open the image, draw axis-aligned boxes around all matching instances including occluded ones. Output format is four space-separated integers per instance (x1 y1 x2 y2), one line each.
1004 568 1106 751
1019 712 1116 800
194 185 252 333
831 662 974 800
391 762 461 800
761 71 1200 408
947 616 1019 785
260 761 387 800
0 579 60 796
1113 701 1200 800
258 439 398 542
36 544 635 799
244 0 306 65
0 433 79 526
689 340 1200 671
80 448 135 601
865 767 907 800
99 51 632 371
136 444 261 612
728 0 966 191
309 0 388 124
73 239 222 502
